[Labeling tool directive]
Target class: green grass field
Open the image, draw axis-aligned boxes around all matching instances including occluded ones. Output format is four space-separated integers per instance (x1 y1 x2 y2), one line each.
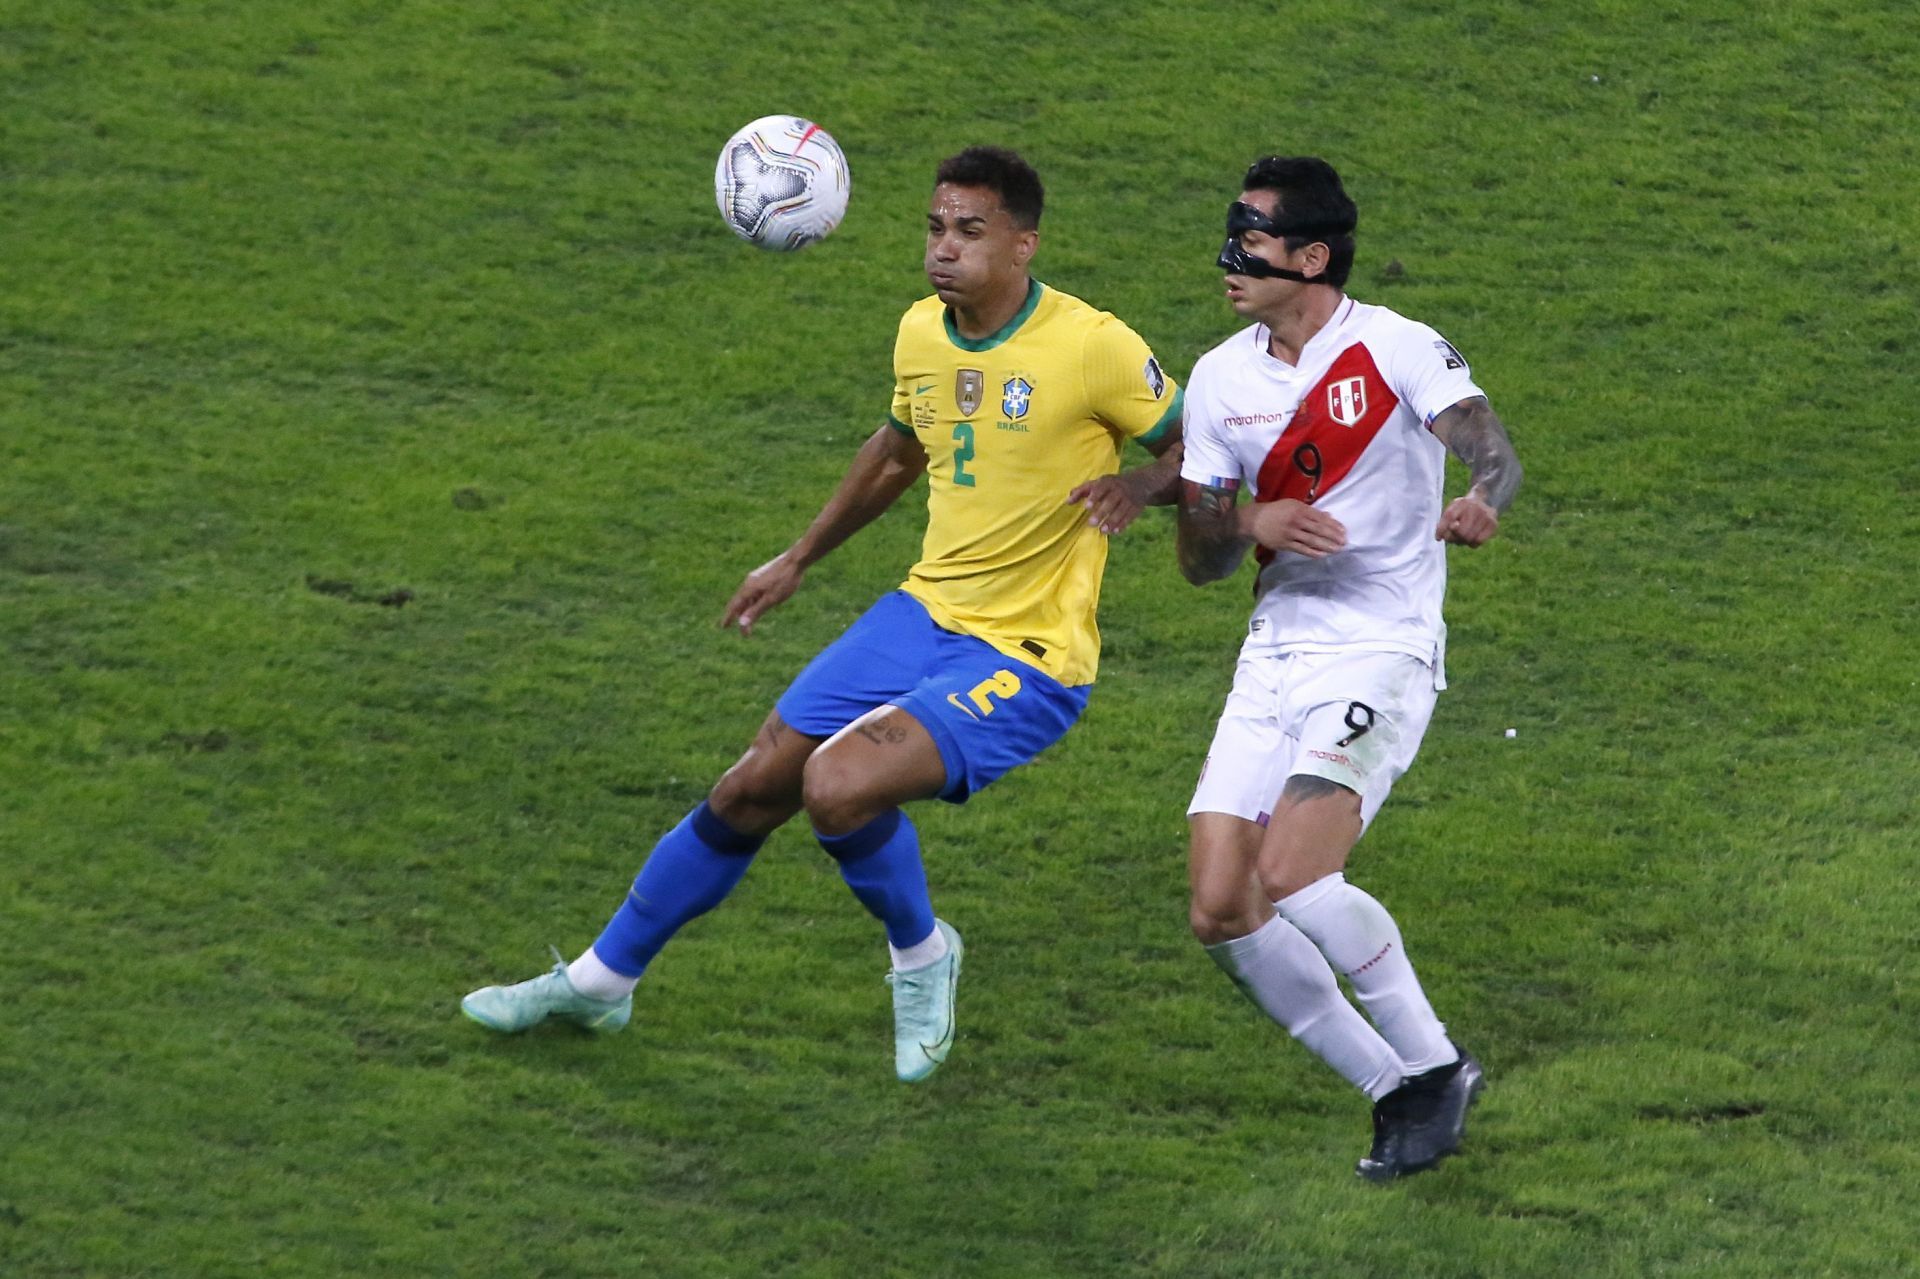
4 2 1916 1275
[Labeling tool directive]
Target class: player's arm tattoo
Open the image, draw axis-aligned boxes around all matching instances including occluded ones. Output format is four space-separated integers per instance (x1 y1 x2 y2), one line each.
1430 397 1522 512
1176 475 1251 586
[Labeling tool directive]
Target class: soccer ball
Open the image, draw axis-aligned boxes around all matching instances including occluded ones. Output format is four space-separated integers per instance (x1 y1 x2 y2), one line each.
713 115 850 251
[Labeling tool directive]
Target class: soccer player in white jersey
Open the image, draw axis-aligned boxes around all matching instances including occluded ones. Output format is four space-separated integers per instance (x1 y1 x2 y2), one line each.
1175 156 1522 1181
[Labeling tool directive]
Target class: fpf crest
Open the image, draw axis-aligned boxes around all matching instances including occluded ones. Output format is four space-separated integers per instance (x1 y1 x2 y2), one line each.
1327 377 1367 427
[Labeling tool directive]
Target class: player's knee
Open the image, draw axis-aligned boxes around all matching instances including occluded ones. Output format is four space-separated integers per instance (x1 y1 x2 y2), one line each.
799 749 876 836
1258 853 1342 905
1258 867 1306 904
1189 898 1256 947
710 748 806 828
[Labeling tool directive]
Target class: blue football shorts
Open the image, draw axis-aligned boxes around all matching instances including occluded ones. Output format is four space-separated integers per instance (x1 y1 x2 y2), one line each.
774 590 1091 802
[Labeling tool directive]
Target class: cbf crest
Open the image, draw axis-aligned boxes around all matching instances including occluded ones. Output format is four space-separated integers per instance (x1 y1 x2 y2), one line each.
955 369 984 417
1327 376 1367 427
1001 376 1033 420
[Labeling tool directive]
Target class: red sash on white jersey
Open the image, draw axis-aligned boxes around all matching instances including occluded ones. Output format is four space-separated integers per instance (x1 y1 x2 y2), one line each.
1181 300 1483 662
1252 343 1402 571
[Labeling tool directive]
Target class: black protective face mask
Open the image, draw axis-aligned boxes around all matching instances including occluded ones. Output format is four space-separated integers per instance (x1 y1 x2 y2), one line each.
1216 200 1345 282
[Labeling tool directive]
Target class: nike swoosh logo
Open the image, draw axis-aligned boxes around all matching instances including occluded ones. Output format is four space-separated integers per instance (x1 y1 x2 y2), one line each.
945 692 979 720
915 383 936 394
918 960 958 1055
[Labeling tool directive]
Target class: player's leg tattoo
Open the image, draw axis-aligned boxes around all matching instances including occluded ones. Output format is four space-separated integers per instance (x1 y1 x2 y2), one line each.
855 714 913 747
1281 774 1352 803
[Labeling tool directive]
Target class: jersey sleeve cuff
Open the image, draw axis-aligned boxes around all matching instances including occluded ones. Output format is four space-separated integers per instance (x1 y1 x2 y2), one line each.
1136 386 1184 447
886 412 914 436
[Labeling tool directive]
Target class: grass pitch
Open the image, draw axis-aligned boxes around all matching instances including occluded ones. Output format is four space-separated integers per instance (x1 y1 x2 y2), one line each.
3 2 1916 1276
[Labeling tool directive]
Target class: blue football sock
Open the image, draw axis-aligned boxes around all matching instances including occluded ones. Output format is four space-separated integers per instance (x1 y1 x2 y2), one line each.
817 809 937 949
592 801 763 978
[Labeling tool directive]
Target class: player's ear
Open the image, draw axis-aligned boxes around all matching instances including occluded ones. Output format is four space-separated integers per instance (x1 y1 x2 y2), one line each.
1300 240 1331 279
1014 229 1039 267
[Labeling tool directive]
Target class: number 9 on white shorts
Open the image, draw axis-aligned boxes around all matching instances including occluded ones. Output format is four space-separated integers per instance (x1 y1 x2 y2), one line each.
1187 648 1440 830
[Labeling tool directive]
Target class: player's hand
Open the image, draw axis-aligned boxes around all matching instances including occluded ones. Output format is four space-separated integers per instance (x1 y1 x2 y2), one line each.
1242 499 1346 557
1067 474 1149 535
1435 493 1499 547
720 552 805 636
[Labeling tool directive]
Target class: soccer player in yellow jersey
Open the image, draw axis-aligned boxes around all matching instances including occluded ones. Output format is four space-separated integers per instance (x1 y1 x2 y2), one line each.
464 147 1183 1082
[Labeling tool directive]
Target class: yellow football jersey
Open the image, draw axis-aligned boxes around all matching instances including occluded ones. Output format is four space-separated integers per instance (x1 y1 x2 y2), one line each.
887 280 1182 686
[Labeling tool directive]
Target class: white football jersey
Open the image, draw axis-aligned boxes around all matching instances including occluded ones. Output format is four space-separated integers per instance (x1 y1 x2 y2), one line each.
1181 298 1484 665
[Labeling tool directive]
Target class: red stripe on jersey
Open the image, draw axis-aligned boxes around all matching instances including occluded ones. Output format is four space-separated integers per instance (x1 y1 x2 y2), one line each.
1252 343 1400 569
1254 343 1400 505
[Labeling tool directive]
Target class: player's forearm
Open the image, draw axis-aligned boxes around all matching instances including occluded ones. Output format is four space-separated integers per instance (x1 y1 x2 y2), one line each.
1121 448 1185 508
788 426 926 569
1176 479 1251 585
1433 398 1522 512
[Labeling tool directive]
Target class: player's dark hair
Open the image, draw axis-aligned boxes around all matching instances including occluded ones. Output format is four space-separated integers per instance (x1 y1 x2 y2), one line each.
935 146 1044 229
1241 156 1358 288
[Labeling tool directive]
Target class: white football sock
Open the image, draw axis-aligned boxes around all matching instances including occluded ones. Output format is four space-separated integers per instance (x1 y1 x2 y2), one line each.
568 946 640 1001
889 925 949 972
1207 914 1403 1099
1275 873 1459 1075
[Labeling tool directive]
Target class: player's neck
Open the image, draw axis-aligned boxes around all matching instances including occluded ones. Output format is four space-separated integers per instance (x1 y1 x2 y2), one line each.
1260 288 1345 366
950 275 1033 341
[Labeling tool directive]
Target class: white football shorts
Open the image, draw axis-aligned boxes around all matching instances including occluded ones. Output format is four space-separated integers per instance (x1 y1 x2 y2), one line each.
1187 648 1440 830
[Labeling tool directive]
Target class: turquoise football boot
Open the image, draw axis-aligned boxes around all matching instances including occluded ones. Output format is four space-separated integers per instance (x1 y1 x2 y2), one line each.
461 948 632 1035
887 920 963 1083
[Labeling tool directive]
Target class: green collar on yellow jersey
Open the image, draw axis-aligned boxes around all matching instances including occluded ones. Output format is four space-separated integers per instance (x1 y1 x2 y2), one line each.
943 278 1043 352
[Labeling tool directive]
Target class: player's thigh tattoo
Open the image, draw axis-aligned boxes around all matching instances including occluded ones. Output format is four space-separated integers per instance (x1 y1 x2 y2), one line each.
855 711 913 747
1282 774 1356 802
